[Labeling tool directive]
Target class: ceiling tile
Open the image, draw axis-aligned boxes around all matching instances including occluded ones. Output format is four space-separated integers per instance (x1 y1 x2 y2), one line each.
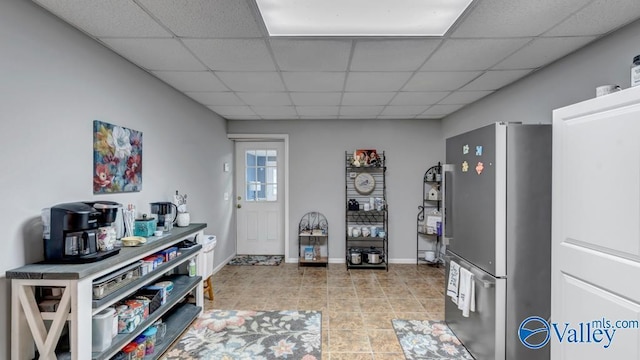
339 106 384 116
185 92 244 106
421 39 530 71
545 0 640 36
236 92 291 106
208 105 256 116
342 92 395 106
345 72 413 92
152 71 228 91
296 106 340 116
34 0 171 37
251 106 297 116
101 38 204 71
137 0 263 37
290 92 342 106
403 72 481 91
216 72 285 92
460 70 533 91
282 72 346 91
350 39 441 71
450 0 592 37
270 39 352 71
421 104 465 116
494 36 597 70
438 91 494 105
183 39 275 71
390 92 450 105
381 106 429 116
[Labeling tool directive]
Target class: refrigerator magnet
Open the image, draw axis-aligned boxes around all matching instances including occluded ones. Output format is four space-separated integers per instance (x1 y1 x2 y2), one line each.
475 145 483 156
463 144 469 154
462 161 469 172
476 161 484 175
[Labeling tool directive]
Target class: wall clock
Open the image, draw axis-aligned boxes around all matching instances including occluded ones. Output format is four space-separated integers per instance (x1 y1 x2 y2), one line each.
354 172 375 195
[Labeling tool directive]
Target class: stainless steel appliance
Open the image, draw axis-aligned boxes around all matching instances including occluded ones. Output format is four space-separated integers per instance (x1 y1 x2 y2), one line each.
444 123 551 360
44 202 120 263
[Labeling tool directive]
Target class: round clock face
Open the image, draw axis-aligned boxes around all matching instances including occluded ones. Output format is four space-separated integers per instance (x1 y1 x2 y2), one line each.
355 172 375 195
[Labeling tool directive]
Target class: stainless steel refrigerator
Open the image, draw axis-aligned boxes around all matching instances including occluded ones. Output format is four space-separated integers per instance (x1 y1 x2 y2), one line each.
444 123 552 360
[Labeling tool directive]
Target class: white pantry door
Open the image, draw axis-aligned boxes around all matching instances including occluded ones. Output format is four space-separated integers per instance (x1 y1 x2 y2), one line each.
235 141 284 255
552 86 640 359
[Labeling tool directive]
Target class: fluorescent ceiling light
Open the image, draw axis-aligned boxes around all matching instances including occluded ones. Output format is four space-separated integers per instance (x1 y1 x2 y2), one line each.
255 0 474 37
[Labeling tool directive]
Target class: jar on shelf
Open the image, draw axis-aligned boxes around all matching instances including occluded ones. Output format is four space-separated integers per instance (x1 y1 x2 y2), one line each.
632 55 640 87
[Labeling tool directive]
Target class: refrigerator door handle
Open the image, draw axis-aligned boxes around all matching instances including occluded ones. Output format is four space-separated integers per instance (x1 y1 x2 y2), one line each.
443 164 455 241
445 254 495 288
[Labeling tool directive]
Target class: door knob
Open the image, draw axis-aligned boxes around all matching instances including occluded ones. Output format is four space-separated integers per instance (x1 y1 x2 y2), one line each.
237 196 242 200
237 204 242 209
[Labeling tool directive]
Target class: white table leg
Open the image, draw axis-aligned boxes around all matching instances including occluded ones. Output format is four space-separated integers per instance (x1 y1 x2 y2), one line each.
69 278 92 360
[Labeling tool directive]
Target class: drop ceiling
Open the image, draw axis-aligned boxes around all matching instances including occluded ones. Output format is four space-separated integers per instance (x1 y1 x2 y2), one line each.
32 0 640 120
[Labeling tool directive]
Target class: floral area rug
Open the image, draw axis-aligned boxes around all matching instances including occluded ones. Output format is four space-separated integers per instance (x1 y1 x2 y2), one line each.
392 319 474 360
228 255 284 266
163 310 321 360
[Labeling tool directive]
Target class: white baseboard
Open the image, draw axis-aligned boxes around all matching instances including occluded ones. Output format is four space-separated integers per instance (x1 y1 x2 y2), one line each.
287 257 419 264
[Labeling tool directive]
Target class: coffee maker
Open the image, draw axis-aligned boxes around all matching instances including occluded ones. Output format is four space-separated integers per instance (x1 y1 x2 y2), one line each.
44 202 120 263
150 202 177 232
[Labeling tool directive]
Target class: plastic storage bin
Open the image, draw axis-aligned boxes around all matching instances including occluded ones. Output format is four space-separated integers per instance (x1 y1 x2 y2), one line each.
201 235 217 278
92 307 116 352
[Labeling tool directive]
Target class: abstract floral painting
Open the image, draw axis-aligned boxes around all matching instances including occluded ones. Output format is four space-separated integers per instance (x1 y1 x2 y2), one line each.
93 120 142 193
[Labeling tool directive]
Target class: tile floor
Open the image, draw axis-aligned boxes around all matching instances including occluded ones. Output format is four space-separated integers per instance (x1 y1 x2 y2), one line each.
205 263 446 360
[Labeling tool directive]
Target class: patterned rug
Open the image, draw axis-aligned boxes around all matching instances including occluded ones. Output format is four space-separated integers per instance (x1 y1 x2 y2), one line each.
163 310 321 360
392 319 474 360
228 255 284 266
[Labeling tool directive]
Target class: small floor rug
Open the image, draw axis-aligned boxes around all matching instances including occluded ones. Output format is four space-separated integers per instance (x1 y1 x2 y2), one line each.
392 319 474 360
228 255 284 266
163 310 321 360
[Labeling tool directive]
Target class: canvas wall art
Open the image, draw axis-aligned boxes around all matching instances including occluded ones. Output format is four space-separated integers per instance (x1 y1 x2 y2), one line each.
93 120 142 193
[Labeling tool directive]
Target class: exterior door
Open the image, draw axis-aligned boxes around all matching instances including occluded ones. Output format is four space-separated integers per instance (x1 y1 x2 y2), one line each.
235 141 284 255
552 87 640 358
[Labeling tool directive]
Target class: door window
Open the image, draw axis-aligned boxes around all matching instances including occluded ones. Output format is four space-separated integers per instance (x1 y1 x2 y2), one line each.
245 149 277 202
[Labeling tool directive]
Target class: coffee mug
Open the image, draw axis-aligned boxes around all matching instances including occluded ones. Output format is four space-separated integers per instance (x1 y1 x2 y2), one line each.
378 230 386 238
596 84 621 97
348 226 354 237
361 227 371 237
370 226 378 237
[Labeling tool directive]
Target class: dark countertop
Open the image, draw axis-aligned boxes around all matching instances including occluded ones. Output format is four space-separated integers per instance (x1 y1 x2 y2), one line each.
6 223 207 280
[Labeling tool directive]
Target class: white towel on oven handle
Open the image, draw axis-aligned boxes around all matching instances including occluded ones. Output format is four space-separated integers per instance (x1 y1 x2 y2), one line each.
447 260 461 304
457 267 476 317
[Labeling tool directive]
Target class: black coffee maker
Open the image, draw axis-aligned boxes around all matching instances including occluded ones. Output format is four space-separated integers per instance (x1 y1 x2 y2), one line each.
44 202 120 263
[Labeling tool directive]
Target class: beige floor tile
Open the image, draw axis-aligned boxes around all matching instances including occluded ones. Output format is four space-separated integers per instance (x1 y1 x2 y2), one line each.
330 353 374 360
328 286 357 299
329 311 365 330
329 330 371 352
389 298 425 313
362 312 396 329
360 298 393 313
393 312 433 321
367 329 403 353
328 298 361 312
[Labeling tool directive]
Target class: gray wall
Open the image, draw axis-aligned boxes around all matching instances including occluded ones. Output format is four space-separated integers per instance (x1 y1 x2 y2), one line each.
227 119 443 262
0 1 234 357
442 19 640 138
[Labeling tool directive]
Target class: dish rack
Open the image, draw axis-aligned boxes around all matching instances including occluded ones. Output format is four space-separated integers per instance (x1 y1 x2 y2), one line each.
92 261 142 299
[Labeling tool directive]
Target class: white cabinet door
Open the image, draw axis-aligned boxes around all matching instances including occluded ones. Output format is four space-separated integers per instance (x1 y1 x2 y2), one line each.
552 86 640 359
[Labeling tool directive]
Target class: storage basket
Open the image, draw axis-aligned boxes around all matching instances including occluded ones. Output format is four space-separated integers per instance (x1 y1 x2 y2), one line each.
134 289 162 314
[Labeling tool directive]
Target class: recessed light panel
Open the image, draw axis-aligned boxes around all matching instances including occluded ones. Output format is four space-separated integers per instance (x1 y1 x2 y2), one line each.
255 0 474 37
